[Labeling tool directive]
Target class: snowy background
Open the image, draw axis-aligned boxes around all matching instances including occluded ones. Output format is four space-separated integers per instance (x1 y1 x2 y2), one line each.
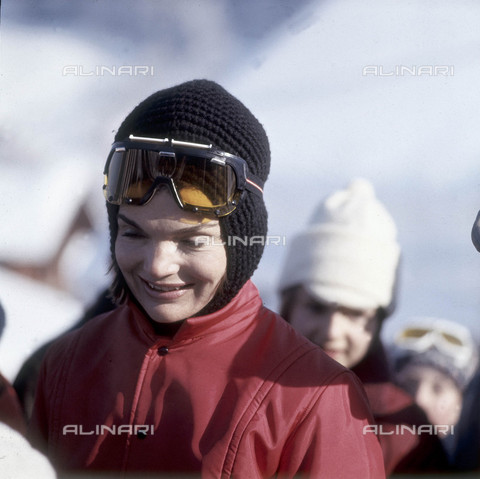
1 0 480 381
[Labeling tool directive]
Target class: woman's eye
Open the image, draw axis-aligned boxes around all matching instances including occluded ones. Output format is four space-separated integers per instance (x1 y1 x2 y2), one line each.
339 307 371 322
305 302 328 314
181 238 196 246
305 303 316 313
179 235 215 249
345 311 364 319
121 229 143 239
180 237 205 248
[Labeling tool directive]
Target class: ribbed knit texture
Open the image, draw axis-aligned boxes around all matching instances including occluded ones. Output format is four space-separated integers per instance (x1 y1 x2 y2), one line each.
107 79 270 314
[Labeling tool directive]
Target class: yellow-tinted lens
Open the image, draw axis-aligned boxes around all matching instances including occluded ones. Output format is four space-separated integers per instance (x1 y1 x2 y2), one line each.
177 186 214 208
442 333 463 346
174 155 237 212
104 149 156 204
401 328 430 339
125 180 154 199
399 327 465 348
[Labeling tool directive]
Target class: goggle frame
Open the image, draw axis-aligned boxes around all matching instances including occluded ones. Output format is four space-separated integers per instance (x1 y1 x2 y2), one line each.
103 135 263 217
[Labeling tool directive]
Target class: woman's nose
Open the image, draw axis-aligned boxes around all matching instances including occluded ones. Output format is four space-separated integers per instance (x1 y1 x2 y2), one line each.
145 241 180 278
323 310 348 340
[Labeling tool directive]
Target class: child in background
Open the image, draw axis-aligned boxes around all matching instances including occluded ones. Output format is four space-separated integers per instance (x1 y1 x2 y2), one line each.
278 178 448 475
392 317 478 463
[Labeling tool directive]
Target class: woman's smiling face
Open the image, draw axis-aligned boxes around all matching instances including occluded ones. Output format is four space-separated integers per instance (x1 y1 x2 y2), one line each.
115 189 227 323
288 287 378 368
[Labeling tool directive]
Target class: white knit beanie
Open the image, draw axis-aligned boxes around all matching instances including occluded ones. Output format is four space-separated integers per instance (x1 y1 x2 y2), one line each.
279 178 401 312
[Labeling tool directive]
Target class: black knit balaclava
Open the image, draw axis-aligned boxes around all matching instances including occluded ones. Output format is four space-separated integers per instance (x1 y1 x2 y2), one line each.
107 79 270 314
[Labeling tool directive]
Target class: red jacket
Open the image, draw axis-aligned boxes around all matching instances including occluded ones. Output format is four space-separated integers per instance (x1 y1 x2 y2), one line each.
30 281 384 477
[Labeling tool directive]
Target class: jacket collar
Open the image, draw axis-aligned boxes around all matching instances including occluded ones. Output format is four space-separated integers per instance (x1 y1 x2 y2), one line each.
128 280 262 344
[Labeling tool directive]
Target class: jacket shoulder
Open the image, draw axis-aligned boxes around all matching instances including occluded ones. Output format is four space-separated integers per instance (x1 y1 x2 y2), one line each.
257 306 352 384
42 306 126 368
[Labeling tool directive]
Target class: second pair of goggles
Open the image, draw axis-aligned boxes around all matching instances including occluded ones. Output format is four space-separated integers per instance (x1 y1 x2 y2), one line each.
103 135 264 217
395 319 474 368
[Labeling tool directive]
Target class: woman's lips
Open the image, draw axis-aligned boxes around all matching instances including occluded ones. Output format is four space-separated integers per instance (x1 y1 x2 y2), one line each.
323 349 343 360
142 279 193 300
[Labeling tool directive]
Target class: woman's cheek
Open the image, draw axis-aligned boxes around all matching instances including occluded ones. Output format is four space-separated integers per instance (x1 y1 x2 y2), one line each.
115 240 137 271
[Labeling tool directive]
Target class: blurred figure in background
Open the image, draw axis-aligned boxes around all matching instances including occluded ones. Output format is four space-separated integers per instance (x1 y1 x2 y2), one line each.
278 178 448 475
453 364 480 471
13 287 115 421
0 422 56 479
0 300 27 435
0 301 56 478
455 211 480 472
392 317 478 464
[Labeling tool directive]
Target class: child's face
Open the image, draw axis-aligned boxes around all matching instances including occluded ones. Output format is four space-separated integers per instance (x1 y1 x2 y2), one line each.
288 287 378 368
115 189 227 323
396 365 462 428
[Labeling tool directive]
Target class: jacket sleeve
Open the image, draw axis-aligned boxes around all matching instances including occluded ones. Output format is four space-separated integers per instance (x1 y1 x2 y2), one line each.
28 353 53 456
278 371 385 478
28 332 75 459
230 369 385 479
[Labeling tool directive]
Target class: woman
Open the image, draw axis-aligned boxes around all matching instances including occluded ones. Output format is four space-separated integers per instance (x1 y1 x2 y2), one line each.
279 179 449 475
29 80 384 477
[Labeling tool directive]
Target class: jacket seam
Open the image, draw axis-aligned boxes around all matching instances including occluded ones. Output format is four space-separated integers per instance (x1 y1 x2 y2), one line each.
221 343 337 477
277 369 354 472
121 347 159 471
49 331 81 456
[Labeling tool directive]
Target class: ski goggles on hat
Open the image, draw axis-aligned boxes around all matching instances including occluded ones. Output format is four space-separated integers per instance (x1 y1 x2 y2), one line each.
395 320 474 369
103 135 264 217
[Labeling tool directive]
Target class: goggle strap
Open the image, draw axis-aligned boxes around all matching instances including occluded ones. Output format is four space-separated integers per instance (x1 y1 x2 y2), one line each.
245 174 264 197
